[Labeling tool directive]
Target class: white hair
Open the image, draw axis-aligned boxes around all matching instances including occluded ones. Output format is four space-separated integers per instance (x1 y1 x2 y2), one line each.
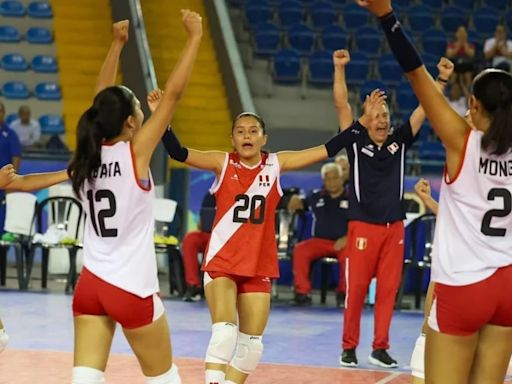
321 162 342 179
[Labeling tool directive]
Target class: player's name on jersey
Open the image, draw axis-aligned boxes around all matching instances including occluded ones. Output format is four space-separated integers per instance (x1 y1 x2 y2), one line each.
478 157 512 177
92 161 122 179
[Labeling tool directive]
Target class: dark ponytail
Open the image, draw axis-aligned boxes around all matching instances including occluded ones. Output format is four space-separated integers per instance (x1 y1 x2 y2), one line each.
68 86 135 196
473 69 512 155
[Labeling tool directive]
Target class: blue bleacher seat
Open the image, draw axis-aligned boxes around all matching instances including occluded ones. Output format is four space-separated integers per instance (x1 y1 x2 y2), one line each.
379 54 403 85
408 5 434 33
35 82 61 100
26 26 53 44
417 121 433 144
321 24 348 51
345 51 369 86
1 81 29 99
310 1 337 31
472 8 500 36
27 1 52 18
421 0 443 11
422 53 438 77
441 6 467 34
245 2 273 30
39 114 64 135
452 0 476 11
341 3 369 31
326 0 346 10
486 0 508 10
396 88 418 115
308 50 333 86
0 25 20 42
287 23 315 56
31 54 58 73
1 53 28 71
252 22 281 58
5 113 17 125
419 140 445 162
278 0 303 30
272 48 301 84
359 79 387 102
392 0 410 12
354 26 381 58
422 28 447 58
0 0 24 17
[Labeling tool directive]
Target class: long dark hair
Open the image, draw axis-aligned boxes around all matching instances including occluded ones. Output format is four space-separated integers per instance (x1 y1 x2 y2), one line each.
231 112 266 134
473 69 512 155
68 86 135 196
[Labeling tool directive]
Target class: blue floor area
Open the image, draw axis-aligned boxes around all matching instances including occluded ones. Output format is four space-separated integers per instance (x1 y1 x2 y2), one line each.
0 291 424 371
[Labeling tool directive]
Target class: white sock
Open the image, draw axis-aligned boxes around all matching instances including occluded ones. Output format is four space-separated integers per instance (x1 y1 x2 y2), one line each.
225 381 237 384
0 328 9 354
205 369 225 384
72 367 105 384
145 364 181 384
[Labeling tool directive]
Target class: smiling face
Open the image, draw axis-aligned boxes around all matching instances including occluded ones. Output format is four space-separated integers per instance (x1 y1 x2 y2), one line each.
366 102 391 146
231 115 268 164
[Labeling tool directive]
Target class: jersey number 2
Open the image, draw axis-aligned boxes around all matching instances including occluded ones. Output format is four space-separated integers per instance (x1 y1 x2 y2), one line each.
87 189 118 237
233 194 266 224
481 188 511 237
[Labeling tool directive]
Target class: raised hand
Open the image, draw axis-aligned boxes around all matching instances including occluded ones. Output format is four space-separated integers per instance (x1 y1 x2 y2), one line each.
333 49 351 69
181 9 203 39
113 20 129 43
356 0 392 17
414 178 432 201
437 57 454 81
362 89 387 121
0 164 16 188
147 89 164 113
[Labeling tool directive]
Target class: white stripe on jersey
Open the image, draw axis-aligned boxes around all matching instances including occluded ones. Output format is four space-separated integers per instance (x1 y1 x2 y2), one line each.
353 142 360 202
204 156 279 267
399 143 405 199
209 153 229 194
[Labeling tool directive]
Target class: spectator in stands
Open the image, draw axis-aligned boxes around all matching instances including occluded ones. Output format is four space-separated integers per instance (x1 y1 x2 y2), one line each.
447 82 468 117
288 162 350 307
335 153 350 186
445 25 475 89
10 106 42 148
0 101 21 236
332 48 454 369
182 192 216 302
484 24 512 72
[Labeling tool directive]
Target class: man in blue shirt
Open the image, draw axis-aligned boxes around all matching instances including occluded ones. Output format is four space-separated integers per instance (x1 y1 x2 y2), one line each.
0 102 22 235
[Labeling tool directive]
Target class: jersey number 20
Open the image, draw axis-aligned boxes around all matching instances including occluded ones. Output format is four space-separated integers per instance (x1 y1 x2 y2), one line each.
481 188 511 237
233 194 266 224
87 189 118 237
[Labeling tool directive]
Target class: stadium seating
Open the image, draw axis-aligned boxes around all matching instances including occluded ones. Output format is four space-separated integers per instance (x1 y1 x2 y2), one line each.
344 51 369 86
34 82 61 100
26 26 53 44
354 26 381 58
408 5 434 33
341 3 369 31
277 0 304 30
320 24 348 51
272 48 302 84
287 23 315 56
472 7 500 35
0 25 21 42
1 53 28 71
31 54 58 73
2 81 30 99
39 114 65 135
441 6 467 34
27 1 52 19
310 1 337 31
307 50 333 87
0 0 24 17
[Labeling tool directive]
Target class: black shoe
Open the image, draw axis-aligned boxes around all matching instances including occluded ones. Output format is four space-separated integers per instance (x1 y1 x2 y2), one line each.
182 285 202 302
368 349 398 368
336 292 346 308
339 348 358 367
289 293 312 306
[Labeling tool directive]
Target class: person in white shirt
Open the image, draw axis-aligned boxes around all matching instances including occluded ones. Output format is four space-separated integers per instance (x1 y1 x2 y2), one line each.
10 106 41 147
484 24 512 72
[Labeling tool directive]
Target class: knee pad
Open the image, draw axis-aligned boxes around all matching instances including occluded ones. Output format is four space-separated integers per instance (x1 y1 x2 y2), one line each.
72 366 105 384
410 333 426 379
145 364 181 384
205 322 238 364
0 329 9 354
230 332 264 374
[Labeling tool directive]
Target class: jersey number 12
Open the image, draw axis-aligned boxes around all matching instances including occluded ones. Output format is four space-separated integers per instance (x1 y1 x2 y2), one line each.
87 189 118 237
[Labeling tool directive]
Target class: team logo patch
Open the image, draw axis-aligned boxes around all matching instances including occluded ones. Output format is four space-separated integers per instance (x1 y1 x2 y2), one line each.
259 174 270 187
355 237 367 250
387 142 400 155
361 147 374 157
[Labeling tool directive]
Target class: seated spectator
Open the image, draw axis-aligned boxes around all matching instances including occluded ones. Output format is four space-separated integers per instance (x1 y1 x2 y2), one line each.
10 106 42 148
484 24 512 72
446 82 468 117
289 162 350 307
181 192 215 302
445 26 475 89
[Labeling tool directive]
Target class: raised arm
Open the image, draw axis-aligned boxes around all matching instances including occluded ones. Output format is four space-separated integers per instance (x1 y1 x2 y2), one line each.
133 10 202 171
95 20 129 96
333 49 354 131
414 178 438 215
357 0 469 180
2 167 68 192
408 57 454 136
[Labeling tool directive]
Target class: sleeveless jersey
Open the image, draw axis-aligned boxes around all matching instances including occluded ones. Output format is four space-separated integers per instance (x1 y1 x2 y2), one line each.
203 152 283 278
81 141 158 298
432 130 512 286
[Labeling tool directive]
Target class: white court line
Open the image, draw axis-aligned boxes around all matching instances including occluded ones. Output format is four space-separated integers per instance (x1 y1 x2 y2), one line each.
375 372 403 384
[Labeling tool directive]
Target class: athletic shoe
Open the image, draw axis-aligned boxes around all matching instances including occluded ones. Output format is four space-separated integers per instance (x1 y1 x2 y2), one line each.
368 349 398 368
182 285 202 302
339 348 358 367
0 329 9 354
289 293 312 306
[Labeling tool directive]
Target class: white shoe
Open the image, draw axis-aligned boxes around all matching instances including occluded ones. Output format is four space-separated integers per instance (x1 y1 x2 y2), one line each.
0 329 9 354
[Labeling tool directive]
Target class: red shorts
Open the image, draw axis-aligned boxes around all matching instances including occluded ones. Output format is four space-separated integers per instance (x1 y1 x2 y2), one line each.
73 268 164 329
429 264 512 336
204 271 272 294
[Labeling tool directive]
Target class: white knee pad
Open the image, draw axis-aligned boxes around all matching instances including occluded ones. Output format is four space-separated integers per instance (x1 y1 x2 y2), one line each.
410 333 426 379
230 332 263 374
72 366 105 384
0 329 9 354
205 322 238 364
145 364 181 384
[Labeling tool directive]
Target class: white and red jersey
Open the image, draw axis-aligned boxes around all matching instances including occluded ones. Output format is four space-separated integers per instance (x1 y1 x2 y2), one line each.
203 152 283 278
433 130 512 286
81 141 158 298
